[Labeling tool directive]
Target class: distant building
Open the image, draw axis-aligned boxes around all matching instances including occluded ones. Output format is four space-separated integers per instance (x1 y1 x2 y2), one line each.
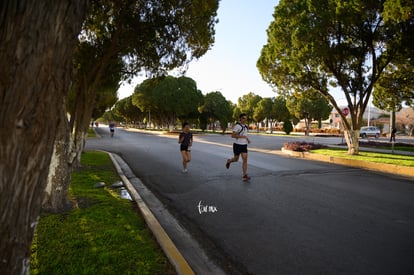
328 105 387 130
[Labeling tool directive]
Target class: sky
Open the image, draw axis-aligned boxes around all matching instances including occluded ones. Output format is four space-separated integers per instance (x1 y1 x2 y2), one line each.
117 0 279 104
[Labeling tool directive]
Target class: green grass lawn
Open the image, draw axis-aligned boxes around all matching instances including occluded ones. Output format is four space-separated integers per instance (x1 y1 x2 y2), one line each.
87 127 97 138
372 145 414 152
312 148 414 167
31 151 175 275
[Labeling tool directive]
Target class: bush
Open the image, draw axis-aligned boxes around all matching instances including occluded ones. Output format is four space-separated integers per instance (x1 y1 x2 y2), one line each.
283 120 293 134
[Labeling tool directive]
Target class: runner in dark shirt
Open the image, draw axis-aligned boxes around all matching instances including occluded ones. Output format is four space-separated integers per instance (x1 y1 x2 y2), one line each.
178 122 193 173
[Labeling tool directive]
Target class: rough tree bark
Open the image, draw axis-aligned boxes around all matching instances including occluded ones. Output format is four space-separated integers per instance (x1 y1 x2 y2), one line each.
0 1 87 274
42 99 75 213
334 104 363 155
304 116 311 136
343 129 360 155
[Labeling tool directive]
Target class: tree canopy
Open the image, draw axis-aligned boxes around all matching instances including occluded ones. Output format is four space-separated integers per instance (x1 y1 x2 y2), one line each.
82 0 219 76
373 0 414 111
237 92 262 123
113 96 144 124
132 76 204 126
286 91 332 135
257 0 413 154
199 91 233 132
44 0 221 218
253 96 291 126
71 0 219 130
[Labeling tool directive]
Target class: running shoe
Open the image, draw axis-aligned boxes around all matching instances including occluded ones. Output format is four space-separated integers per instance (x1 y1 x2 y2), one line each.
182 169 188 173
226 159 231 169
242 174 251 181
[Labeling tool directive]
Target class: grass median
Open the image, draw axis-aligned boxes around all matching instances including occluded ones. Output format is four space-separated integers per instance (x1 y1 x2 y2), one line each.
312 148 414 167
31 151 175 275
87 127 97 138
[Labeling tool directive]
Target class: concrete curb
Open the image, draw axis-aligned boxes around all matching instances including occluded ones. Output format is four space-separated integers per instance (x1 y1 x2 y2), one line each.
281 148 414 179
107 153 195 275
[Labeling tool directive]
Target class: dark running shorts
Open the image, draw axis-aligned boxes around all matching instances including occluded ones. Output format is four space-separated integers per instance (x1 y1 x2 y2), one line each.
233 143 248 155
180 144 190 152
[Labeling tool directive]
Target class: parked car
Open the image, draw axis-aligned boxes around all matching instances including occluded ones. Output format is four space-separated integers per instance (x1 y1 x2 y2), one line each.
360 126 380 139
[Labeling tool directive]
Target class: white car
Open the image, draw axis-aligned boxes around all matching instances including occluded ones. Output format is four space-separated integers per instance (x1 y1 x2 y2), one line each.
360 126 380 139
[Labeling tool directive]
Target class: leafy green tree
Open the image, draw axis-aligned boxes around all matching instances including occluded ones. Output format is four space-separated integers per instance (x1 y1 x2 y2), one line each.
373 63 414 112
46 0 219 214
286 91 332 136
0 1 88 273
43 44 123 213
254 97 274 132
258 0 412 154
254 96 291 133
254 98 273 124
232 106 242 122
113 96 144 125
222 100 235 132
283 119 293 135
113 97 128 123
199 91 233 133
373 0 414 113
273 96 291 123
70 0 219 149
198 112 208 131
91 82 120 121
132 76 204 128
100 110 124 123
237 92 262 130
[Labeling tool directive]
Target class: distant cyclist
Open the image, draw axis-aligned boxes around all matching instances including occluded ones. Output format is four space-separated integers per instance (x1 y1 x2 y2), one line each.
109 122 115 138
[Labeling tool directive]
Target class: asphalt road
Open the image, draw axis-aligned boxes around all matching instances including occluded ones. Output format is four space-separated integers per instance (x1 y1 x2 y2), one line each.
87 127 414 275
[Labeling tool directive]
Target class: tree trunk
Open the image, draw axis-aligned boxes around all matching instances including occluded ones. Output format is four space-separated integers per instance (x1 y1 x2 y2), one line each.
72 88 97 167
268 119 273 134
42 102 74 213
390 110 396 133
0 1 87 274
305 117 311 136
73 129 88 165
344 129 360 155
42 86 91 213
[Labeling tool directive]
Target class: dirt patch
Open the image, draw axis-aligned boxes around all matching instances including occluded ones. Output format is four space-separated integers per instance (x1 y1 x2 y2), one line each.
75 196 98 209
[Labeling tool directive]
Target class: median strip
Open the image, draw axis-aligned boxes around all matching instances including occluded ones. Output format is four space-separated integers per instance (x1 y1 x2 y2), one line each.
281 148 414 179
108 153 195 275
